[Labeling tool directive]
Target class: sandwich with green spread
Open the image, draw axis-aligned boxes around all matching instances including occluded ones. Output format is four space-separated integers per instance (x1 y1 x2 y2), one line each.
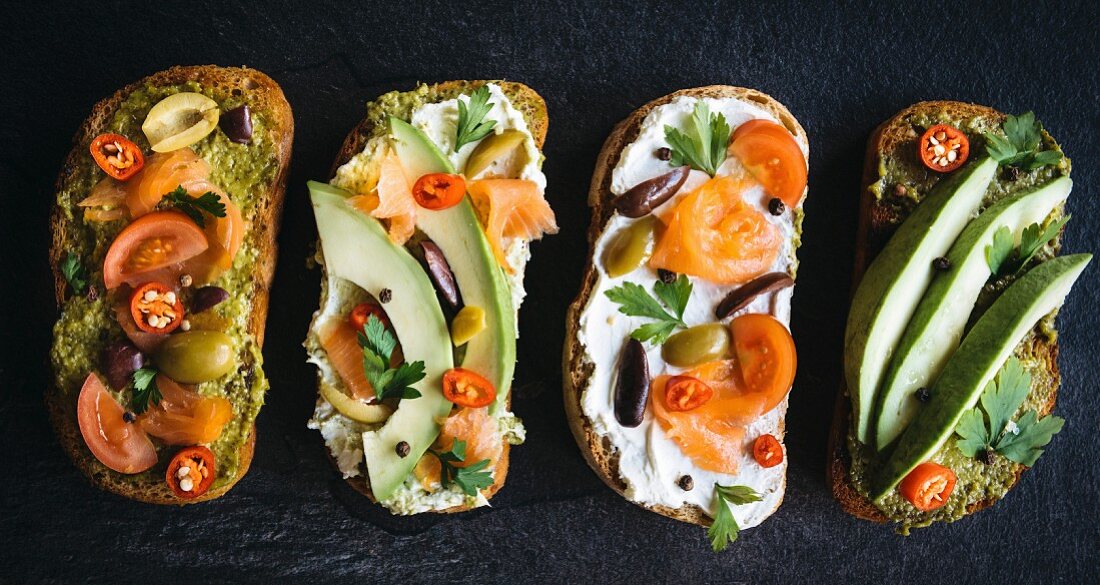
49 65 293 503
829 101 1089 531
305 81 556 514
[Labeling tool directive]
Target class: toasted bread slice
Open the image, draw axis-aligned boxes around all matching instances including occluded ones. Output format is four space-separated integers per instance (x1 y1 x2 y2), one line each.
47 65 293 504
827 101 1065 523
321 80 547 512
562 86 807 526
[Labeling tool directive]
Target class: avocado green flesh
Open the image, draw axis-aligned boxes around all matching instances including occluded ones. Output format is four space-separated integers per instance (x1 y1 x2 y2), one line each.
388 117 516 411
845 157 998 443
871 254 1091 501
50 82 280 488
310 182 455 502
873 177 1072 450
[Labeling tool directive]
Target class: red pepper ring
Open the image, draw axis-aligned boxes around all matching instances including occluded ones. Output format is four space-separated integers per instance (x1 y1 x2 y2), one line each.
90 133 145 181
752 434 784 468
918 124 969 173
442 368 496 408
412 173 466 210
166 446 216 499
129 282 184 335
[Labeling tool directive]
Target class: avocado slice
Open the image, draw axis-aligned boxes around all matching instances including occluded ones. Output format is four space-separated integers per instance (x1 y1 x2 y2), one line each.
845 157 997 443
388 117 516 411
309 181 455 502
873 177 1072 449
871 253 1091 501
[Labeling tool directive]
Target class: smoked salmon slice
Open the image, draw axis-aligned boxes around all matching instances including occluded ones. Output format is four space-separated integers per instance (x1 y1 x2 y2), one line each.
467 178 558 271
414 406 502 491
125 149 211 218
318 319 375 401
139 375 232 445
348 148 416 245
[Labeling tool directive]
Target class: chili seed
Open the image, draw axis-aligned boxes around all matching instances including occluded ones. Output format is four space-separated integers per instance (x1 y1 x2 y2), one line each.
123 411 136 423
179 274 193 288
915 387 931 403
768 197 786 216
394 441 411 458
655 147 672 161
379 288 393 304
657 269 677 284
932 257 952 271
677 475 694 491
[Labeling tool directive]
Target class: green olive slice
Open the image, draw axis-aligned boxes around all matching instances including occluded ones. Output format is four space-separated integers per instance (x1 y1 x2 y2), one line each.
464 129 527 178
604 215 660 278
661 323 732 367
142 92 220 153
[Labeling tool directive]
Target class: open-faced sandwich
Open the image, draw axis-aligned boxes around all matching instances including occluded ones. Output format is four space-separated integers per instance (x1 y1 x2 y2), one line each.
305 81 556 514
829 101 1090 531
563 87 808 550
48 66 293 503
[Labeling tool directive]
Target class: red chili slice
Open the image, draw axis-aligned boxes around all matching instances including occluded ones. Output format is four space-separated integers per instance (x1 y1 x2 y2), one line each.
663 375 715 412
412 173 466 210
90 133 145 181
129 282 184 334
752 434 784 468
166 446 216 499
442 368 496 408
918 125 969 173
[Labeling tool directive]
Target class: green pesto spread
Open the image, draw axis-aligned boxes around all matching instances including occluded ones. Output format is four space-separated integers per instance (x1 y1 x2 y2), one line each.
851 108 1071 530
50 80 281 489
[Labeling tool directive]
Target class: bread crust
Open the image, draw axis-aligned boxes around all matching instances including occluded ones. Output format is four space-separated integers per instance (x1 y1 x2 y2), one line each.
825 101 1062 523
562 86 807 526
47 65 293 504
323 80 547 513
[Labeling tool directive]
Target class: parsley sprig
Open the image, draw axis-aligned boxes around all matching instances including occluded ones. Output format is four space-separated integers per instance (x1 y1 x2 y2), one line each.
955 357 1064 466
131 367 161 414
707 484 763 552
985 216 1070 276
454 85 497 151
431 438 494 496
358 314 425 401
605 274 693 344
664 101 731 176
983 112 1063 171
61 252 88 294
163 185 227 228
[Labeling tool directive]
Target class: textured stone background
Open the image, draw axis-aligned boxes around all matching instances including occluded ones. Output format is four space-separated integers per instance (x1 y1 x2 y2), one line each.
2 1 1098 583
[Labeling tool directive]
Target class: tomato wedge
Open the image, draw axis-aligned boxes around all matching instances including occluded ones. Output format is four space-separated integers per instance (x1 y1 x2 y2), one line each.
752 434 784 468
730 313 796 413
103 211 209 290
139 375 232 445
649 175 780 285
412 173 466 210
76 373 157 474
899 461 957 511
442 368 496 408
663 376 715 412
166 446 216 499
727 119 807 208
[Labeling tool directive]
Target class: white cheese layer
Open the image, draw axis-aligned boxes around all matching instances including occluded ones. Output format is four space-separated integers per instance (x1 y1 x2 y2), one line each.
577 95 807 529
307 84 541 514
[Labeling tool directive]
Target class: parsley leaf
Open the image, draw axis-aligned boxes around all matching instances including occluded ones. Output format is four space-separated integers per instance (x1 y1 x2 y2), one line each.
985 216 1071 276
604 275 693 344
163 185 227 228
432 438 494 496
985 225 1016 275
664 101 731 176
454 85 497 151
954 357 1064 465
130 367 161 414
982 112 1063 171
61 252 88 294
357 314 424 400
707 484 763 552
1017 215 1070 270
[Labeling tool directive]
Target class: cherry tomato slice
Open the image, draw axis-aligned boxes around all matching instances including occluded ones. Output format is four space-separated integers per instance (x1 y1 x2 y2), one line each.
76 373 157 474
919 124 969 173
129 282 184 334
752 434 784 468
442 368 496 408
663 375 715 412
166 446 216 499
90 133 145 181
412 173 466 210
102 211 209 290
727 119 807 208
899 461 957 511
730 313 797 414
348 302 391 332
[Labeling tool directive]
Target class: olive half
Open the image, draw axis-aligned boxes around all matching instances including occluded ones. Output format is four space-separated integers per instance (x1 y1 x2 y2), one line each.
142 92 220 153
464 130 527 178
155 331 236 384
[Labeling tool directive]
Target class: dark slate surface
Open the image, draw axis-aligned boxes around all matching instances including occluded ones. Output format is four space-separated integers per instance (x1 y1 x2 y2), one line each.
2 1 1098 583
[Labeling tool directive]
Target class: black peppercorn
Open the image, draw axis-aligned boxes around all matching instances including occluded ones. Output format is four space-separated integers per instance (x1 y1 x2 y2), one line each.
1004 166 1021 182
977 448 994 465
379 288 393 303
657 269 677 284
768 197 785 216
123 411 136 423
915 387 931 403
677 475 694 491
395 441 410 458
655 147 672 161
932 257 952 271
